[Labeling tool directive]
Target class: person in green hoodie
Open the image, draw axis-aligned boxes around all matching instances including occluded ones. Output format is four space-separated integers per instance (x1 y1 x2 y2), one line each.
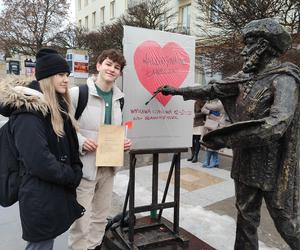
68 49 132 250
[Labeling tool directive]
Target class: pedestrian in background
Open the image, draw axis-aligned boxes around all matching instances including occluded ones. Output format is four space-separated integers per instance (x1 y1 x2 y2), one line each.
0 48 84 250
201 100 225 168
187 99 206 163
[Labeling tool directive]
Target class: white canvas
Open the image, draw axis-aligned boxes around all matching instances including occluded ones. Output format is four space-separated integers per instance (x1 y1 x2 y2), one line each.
123 26 195 150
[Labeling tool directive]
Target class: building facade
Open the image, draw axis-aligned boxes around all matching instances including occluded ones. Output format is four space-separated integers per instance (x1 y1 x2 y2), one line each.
74 0 207 84
75 0 205 36
75 0 128 31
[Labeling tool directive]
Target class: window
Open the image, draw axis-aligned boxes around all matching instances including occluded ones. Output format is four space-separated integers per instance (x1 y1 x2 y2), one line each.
100 6 105 24
78 19 82 27
179 4 191 34
92 11 96 27
66 54 73 60
110 1 115 19
85 15 89 29
78 0 81 10
84 0 88 7
210 0 223 22
158 14 166 31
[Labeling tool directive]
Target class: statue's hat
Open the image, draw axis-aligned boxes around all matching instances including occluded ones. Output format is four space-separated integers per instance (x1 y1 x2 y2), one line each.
242 18 292 54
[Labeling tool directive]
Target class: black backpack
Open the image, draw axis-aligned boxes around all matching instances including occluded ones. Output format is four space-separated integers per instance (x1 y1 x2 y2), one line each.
74 84 124 120
0 113 24 207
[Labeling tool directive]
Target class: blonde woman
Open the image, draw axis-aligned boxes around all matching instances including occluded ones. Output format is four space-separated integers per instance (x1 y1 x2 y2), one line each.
0 48 84 250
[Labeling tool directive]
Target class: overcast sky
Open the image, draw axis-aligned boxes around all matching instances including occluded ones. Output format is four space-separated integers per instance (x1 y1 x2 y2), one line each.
0 0 75 21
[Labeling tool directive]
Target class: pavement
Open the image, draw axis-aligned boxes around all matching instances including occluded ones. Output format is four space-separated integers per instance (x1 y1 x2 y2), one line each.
0 150 295 249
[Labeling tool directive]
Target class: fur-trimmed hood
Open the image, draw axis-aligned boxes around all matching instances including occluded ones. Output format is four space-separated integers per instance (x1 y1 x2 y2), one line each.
0 76 48 117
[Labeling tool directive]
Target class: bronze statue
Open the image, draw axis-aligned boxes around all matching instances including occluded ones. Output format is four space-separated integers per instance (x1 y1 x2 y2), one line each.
160 18 300 249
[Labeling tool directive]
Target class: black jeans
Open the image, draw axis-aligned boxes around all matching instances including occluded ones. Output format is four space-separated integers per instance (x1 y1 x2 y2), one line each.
25 239 54 250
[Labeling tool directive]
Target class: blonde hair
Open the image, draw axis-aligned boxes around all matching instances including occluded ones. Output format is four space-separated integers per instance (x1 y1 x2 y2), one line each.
39 76 77 137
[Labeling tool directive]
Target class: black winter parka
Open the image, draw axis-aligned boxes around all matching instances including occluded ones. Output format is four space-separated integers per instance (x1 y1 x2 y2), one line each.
0 79 85 242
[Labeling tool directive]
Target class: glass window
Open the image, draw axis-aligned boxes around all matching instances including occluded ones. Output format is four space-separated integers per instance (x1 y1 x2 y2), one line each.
158 14 166 31
78 19 82 27
100 6 105 24
84 0 88 7
78 0 81 10
92 11 96 27
110 1 115 19
179 4 191 34
85 15 89 29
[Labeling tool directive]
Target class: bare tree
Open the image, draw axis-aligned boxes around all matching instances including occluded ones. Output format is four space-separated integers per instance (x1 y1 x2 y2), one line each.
122 0 174 30
197 0 299 36
82 20 124 73
197 34 244 77
50 25 88 54
196 0 300 76
0 0 70 56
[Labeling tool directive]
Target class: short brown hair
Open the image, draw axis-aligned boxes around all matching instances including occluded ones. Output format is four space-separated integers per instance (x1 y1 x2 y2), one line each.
96 49 126 71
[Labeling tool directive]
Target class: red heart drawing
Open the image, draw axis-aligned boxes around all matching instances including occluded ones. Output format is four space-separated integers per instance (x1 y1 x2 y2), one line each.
134 41 190 106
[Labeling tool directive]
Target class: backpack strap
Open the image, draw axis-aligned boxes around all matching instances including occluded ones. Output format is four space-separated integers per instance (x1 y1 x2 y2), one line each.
119 97 124 111
7 110 32 176
75 84 89 120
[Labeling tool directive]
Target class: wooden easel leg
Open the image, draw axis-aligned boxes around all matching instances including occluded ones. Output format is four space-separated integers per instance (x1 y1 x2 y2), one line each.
158 154 177 221
174 152 181 234
151 153 159 219
129 153 136 244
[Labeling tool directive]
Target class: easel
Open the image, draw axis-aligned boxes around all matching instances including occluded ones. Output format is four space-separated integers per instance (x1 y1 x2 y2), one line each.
105 148 189 249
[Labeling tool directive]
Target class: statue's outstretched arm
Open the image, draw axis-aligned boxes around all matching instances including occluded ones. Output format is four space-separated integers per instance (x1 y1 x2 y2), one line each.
204 75 299 149
160 80 239 101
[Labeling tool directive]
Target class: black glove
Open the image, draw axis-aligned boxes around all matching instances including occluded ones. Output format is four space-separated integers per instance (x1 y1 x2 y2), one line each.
160 85 178 96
